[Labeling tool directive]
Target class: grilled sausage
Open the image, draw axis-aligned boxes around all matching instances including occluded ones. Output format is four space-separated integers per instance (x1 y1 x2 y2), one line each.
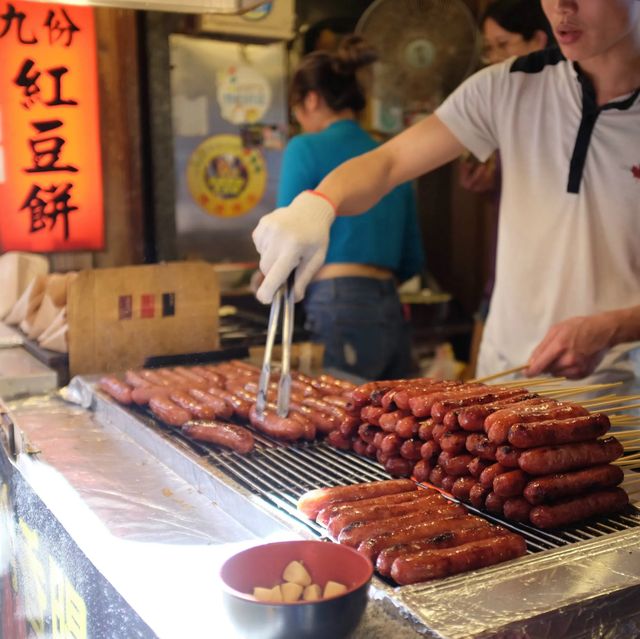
391 381 462 410
452 477 477 501
469 483 489 509
350 380 413 409
316 490 422 526
207 387 252 420
169 390 217 420
430 388 530 424
339 416 359 438
298 479 417 520
468 457 492 478
131 384 171 405
429 465 446 487
493 469 528 498
356 515 481 561
399 439 423 461
496 445 521 468
503 497 532 522
154 368 198 387
486 402 586 444
485 491 506 515
508 413 611 449
479 463 506 488
441 475 456 493
441 453 474 477
187 388 233 419
181 420 254 453
380 433 403 455
320 394 352 408
327 430 353 451
289 401 340 434
384 455 414 477
375 523 502 576
389 533 526 584
440 432 468 455
125 369 154 388
396 416 420 439
418 419 436 441
358 423 382 445
360 405 386 427
456 394 543 432
409 385 490 418
529 488 629 529
98 376 133 404
412 459 432 483
465 434 498 461
420 440 440 460
518 437 624 475
248 405 306 441
149 396 191 427
378 410 407 433
172 366 211 385
138 369 173 387
326 491 447 537
523 464 625 505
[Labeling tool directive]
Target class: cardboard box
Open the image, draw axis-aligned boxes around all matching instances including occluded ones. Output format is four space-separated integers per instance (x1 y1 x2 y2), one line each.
68 262 219 376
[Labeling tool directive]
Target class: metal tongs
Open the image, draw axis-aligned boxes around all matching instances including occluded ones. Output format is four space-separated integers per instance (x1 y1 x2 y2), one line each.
255 272 295 418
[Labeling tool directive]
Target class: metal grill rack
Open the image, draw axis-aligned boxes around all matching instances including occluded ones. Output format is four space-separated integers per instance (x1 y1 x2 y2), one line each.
132 404 640 556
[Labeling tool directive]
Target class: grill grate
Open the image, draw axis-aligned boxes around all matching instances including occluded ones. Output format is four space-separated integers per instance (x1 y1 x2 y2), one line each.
134 405 640 554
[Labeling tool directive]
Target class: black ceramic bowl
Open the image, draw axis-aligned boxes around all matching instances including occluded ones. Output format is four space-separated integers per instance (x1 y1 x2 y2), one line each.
220 539 373 639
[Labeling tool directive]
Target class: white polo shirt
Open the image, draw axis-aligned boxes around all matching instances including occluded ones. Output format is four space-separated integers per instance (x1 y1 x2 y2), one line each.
436 49 640 377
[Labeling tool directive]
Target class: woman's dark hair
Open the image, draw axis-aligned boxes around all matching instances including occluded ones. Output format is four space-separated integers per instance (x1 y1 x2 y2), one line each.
482 0 553 42
290 35 378 113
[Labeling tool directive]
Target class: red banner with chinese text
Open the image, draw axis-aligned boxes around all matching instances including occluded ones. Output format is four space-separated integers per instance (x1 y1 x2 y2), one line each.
0 1 104 252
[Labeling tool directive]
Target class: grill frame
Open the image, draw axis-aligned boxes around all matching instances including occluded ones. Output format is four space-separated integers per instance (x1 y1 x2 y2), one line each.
124 395 640 557
84 377 640 638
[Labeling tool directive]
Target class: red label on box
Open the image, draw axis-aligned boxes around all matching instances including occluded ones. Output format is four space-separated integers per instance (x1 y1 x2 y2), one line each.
140 294 155 318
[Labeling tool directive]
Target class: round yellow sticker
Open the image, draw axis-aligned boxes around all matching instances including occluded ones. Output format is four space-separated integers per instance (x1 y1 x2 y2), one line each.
186 134 267 217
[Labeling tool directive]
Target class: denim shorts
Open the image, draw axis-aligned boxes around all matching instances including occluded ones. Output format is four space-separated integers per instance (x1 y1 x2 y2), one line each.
303 277 412 380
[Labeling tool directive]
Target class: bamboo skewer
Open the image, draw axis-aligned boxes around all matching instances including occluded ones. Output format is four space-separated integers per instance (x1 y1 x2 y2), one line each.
600 402 640 414
581 394 622 406
610 419 640 427
583 395 640 408
539 382 624 398
497 377 566 389
470 365 528 383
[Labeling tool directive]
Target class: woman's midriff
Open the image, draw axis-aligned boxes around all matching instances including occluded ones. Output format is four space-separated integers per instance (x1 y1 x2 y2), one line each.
313 263 393 281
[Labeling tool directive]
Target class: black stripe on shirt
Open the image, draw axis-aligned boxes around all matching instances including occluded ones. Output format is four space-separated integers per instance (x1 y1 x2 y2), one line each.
510 50 640 194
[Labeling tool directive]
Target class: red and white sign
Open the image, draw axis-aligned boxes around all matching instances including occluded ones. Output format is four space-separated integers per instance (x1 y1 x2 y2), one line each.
0 1 103 252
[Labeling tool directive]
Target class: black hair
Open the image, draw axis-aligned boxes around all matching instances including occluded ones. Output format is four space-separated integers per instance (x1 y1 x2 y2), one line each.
481 0 553 42
290 35 378 113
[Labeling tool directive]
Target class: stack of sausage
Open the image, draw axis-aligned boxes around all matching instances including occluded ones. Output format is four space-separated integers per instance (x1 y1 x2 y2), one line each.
98 361 356 452
297 479 526 585
330 378 629 529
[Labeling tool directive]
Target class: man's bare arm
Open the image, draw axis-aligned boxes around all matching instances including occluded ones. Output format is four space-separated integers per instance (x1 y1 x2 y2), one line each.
317 114 466 216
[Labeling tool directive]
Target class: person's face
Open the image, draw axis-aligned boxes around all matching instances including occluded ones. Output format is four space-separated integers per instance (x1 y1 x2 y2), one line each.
482 17 547 64
540 0 640 62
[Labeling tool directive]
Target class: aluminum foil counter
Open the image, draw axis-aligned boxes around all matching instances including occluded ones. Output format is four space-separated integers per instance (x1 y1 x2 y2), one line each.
0 386 417 638
3 377 640 638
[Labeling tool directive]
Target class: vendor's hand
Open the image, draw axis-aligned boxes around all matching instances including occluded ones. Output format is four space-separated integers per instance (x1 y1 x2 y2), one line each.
252 190 335 303
458 155 497 193
526 313 618 379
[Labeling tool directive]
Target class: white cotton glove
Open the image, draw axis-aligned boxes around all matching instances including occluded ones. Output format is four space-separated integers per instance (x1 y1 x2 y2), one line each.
252 190 336 303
